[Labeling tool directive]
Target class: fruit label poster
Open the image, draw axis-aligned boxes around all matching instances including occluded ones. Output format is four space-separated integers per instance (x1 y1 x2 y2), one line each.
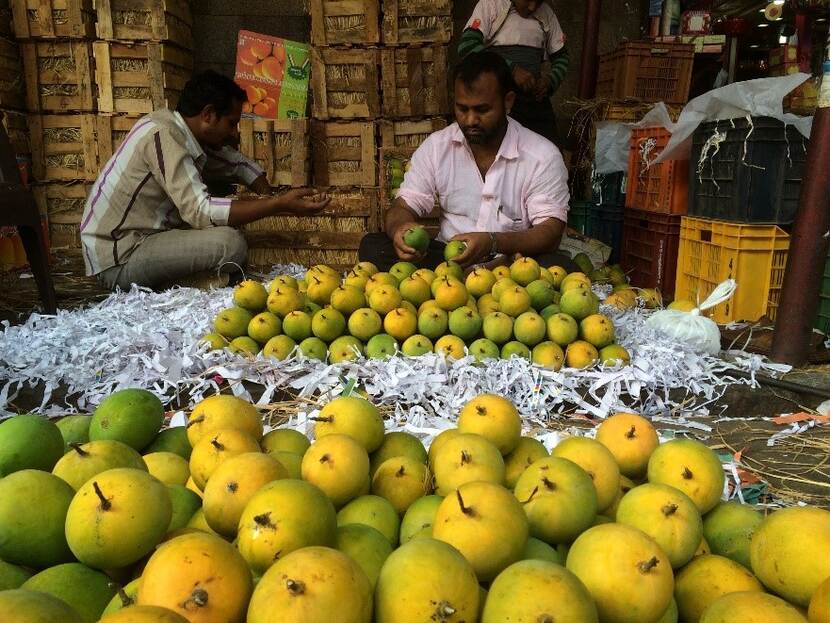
234 30 310 119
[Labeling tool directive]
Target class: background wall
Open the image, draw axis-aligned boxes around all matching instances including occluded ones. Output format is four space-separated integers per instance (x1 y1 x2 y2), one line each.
192 0 648 140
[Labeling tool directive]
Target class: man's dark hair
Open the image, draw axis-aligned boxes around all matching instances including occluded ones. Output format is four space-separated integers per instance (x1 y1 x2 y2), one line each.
176 70 247 117
453 51 515 97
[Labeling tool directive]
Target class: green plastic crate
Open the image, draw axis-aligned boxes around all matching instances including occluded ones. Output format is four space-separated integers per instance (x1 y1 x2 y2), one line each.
816 253 830 335
569 200 591 235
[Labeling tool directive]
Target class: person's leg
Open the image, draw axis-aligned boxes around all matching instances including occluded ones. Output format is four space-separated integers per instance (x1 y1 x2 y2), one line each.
358 233 446 271
99 226 247 290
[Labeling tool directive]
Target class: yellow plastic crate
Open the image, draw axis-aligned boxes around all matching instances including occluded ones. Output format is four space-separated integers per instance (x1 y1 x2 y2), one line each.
675 217 790 323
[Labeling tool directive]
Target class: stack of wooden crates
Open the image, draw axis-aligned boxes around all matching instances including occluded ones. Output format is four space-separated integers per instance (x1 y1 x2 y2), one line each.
0 0 29 269
243 0 453 270
6 0 192 270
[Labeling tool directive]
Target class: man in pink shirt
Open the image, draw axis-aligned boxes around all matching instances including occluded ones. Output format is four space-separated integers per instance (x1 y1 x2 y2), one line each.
359 51 575 272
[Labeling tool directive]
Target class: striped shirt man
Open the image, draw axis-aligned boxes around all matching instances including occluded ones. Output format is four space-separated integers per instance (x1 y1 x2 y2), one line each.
80 108 264 277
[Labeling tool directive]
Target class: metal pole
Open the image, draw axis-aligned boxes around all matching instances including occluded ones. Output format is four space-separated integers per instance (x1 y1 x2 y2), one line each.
577 0 602 99
771 106 830 366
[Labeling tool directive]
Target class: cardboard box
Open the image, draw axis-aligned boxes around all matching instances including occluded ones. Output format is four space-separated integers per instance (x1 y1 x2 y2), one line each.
234 30 310 120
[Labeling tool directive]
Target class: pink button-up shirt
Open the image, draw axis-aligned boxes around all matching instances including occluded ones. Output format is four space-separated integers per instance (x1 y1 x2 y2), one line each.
397 118 570 243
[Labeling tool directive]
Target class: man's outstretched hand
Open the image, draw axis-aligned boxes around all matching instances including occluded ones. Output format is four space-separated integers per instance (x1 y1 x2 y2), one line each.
450 232 493 269
392 222 426 262
277 188 331 215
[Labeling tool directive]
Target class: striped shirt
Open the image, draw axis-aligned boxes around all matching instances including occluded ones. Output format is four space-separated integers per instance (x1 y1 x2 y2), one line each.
80 109 264 276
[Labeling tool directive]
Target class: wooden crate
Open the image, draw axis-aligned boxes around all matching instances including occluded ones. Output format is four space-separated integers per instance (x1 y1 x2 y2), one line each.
93 41 192 114
311 47 381 120
382 0 452 46
95 0 192 47
96 113 141 163
0 36 24 110
378 118 444 217
29 114 98 181
0 3 12 38
381 45 449 117
33 182 93 249
238 117 310 188
311 120 376 187
2 108 30 156
309 0 380 47
21 41 95 113
11 0 95 39
243 187 380 269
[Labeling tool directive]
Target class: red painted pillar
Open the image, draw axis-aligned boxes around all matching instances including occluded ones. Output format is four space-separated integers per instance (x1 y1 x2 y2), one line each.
771 104 830 366
578 0 602 99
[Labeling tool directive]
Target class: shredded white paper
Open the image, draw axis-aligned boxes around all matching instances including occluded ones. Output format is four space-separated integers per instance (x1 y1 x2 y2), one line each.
0 267 791 438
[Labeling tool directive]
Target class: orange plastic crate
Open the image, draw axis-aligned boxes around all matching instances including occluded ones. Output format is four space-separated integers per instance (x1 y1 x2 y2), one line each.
626 127 689 215
675 217 790 323
596 41 694 105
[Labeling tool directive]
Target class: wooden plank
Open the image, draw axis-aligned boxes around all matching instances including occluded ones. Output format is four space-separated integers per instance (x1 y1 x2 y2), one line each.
245 230 365 250
33 181 93 225
95 114 141 164
0 36 23 110
2 109 30 156
10 0 95 39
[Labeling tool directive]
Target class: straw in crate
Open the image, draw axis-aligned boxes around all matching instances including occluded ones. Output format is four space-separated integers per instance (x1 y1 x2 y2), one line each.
95 0 193 47
21 41 95 113
382 0 453 45
309 0 380 47
10 0 96 39
311 48 381 120
311 120 377 188
381 45 450 118
242 188 380 270
238 117 310 188
93 41 192 115
29 114 98 181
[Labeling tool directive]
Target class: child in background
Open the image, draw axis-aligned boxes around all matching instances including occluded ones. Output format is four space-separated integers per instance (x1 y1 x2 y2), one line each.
458 0 569 144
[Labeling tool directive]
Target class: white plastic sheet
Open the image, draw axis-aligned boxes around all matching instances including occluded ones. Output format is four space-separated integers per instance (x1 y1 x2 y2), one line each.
594 75 814 173
655 74 814 163
594 103 678 174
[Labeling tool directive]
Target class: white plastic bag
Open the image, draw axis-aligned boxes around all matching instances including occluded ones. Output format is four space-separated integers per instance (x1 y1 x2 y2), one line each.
645 280 737 355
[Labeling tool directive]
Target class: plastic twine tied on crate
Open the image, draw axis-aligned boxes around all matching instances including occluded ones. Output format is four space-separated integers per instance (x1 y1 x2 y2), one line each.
637 137 658 178
697 126 727 190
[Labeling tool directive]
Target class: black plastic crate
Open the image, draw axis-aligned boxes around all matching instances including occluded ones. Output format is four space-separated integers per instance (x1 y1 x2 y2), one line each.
586 202 624 263
689 116 807 224
591 172 626 206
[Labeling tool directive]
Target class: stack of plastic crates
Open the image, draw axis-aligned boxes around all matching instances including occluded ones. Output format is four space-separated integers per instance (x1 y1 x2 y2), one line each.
621 126 688 296
678 116 806 323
